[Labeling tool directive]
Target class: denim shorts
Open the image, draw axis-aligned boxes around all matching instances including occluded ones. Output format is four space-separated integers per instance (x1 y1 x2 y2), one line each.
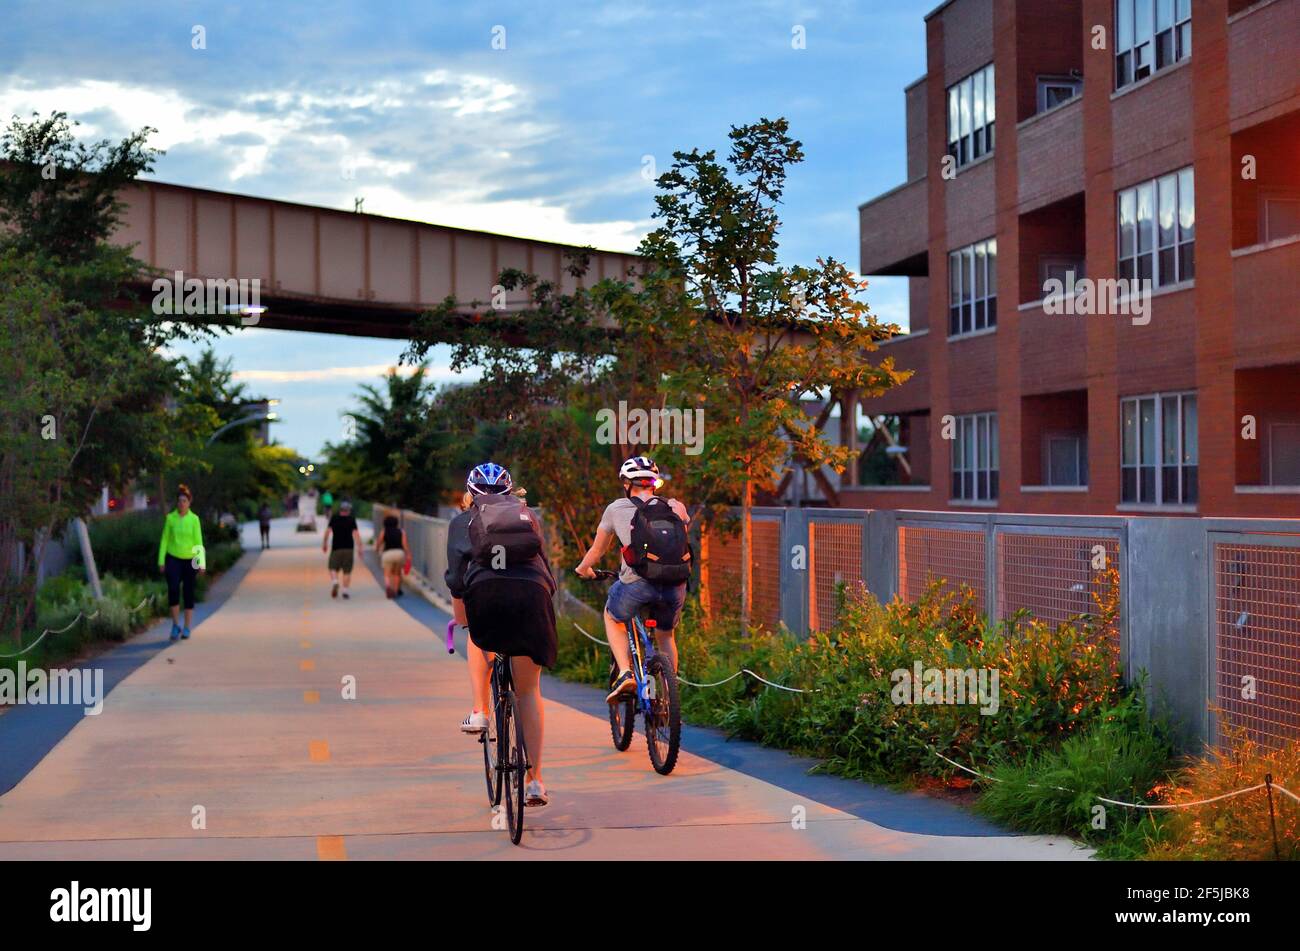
605 579 686 631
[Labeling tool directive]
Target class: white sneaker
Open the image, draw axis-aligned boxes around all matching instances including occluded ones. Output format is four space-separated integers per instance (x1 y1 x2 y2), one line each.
460 711 488 734
525 780 548 807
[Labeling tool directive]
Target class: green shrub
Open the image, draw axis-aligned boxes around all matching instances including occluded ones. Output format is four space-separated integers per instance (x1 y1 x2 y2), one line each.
85 597 132 642
660 576 1125 783
974 688 1177 858
36 571 86 610
204 540 244 574
551 615 610 686
3 572 167 674
86 511 165 577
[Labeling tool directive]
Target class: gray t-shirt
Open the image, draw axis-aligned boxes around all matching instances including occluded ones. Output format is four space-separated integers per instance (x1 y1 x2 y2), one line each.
598 496 689 585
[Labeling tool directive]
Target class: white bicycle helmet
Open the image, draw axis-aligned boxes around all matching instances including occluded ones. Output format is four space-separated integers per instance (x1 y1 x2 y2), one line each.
619 455 660 485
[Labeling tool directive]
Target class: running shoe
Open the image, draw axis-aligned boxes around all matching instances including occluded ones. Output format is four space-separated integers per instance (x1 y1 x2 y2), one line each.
169 623 181 641
606 670 636 704
331 581 339 598
525 780 548 807
181 627 191 640
460 711 488 734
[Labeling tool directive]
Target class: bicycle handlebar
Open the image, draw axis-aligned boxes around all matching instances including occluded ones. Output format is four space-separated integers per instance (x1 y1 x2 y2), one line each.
579 568 619 581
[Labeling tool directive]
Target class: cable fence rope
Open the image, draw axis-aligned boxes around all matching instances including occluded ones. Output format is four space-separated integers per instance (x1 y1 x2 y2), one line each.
0 595 156 659
571 622 818 693
574 623 1294 810
927 745 1297 811
569 623 1293 815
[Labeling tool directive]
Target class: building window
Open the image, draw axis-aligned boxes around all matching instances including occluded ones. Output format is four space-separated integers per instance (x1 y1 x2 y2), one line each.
947 64 995 169
1117 167 1194 288
1116 0 1191 91
952 412 999 502
1045 434 1088 487
1269 423 1300 485
1040 255 1086 292
1036 76 1081 113
1121 392 1197 505
1262 193 1300 244
948 238 997 337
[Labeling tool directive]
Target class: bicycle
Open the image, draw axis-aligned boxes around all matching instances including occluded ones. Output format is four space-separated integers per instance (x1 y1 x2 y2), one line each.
588 569 681 775
479 648 528 845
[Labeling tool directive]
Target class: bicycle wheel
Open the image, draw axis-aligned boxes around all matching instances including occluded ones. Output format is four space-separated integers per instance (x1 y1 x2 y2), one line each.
500 689 527 845
644 655 681 775
481 674 501 807
608 662 635 751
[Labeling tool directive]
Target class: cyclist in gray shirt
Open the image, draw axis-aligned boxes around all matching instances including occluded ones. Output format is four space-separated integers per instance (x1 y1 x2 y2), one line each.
575 456 689 703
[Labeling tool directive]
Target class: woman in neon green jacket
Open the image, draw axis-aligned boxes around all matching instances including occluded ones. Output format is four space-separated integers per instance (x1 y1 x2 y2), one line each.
157 484 205 641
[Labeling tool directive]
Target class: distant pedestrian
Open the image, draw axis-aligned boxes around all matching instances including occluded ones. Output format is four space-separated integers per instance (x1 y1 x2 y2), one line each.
157 484 205 641
375 514 411 598
257 503 272 549
322 500 362 599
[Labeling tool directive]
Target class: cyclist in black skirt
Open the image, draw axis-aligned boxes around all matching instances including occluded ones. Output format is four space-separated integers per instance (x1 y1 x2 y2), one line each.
445 463 557 807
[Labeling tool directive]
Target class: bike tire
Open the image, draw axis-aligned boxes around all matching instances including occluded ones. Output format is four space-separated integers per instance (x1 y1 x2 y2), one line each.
608 662 635 751
482 665 502 806
645 655 681 775
500 689 527 845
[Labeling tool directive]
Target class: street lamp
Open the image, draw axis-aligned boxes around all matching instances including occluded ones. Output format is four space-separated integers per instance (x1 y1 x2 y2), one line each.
207 410 278 446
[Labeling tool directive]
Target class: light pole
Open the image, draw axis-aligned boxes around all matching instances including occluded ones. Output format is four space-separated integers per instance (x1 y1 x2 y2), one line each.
207 407 279 446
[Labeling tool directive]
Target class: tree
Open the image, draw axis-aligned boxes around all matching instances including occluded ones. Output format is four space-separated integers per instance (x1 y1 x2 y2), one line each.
630 118 908 631
319 366 446 513
403 251 660 566
161 349 304 520
0 112 214 644
401 119 908 631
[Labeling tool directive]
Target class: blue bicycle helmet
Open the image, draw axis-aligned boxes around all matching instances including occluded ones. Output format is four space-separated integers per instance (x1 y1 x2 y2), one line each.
466 462 513 495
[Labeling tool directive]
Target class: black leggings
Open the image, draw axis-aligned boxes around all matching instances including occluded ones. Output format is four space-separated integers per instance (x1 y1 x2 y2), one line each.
165 554 198 609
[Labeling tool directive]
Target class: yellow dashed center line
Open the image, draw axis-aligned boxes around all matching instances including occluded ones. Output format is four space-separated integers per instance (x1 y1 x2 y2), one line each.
308 740 330 762
303 690 320 704
300 640 312 649
300 659 315 672
316 836 346 861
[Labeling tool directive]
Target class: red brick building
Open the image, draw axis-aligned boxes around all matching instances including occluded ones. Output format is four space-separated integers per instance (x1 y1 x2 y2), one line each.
849 0 1300 517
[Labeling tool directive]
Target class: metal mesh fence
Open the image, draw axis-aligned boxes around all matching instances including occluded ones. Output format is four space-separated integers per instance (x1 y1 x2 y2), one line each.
701 518 782 630
1213 540 1300 750
807 518 864 631
996 532 1121 644
898 524 986 612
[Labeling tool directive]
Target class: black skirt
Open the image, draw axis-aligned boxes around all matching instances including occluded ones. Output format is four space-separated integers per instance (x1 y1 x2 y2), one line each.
464 577 558 668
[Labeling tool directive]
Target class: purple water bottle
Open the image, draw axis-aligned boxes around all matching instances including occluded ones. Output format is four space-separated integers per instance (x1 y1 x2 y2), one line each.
445 619 457 654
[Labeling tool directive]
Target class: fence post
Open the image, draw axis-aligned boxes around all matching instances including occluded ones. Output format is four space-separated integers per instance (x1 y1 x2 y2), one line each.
984 514 998 623
1125 516 1211 750
864 509 898 606
780 507 809 637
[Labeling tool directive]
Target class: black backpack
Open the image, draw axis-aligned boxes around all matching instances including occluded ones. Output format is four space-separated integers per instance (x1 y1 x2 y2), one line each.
468 494 543 567
623 496 691 584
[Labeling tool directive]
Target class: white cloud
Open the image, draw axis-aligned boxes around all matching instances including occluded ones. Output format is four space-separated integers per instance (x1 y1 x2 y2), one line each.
0 72 647 250
233 363 471 384
352 184 646 252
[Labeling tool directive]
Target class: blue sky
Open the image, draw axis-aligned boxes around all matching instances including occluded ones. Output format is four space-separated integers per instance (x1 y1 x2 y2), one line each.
5 0 931 457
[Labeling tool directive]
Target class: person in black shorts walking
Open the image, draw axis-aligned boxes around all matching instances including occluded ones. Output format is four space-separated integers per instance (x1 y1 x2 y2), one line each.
257 503 272 549
322 500 362 599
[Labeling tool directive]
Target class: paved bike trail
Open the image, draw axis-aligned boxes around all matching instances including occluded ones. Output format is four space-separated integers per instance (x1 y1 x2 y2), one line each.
0 520 1089 860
